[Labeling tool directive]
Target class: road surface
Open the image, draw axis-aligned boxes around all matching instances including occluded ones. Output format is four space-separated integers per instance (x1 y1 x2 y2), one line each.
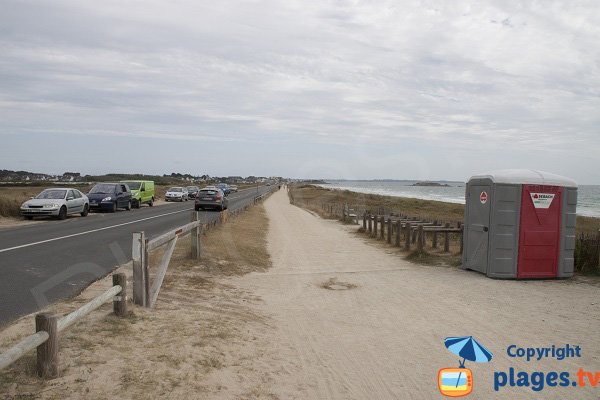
0 186 272 326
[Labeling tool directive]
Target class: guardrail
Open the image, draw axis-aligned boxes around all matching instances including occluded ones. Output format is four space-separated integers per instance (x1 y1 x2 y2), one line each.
0 273 127 377
0 186 278 378
132 189 278 308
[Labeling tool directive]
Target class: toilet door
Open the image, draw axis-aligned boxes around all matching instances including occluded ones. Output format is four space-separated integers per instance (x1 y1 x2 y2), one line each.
465 185 491 273
517 185 562 278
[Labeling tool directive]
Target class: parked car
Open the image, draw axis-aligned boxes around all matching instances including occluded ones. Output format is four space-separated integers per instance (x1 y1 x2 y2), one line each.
165 187 189 202
186 186 200 199
88 183 132 212
20 188 89 220
229 185 238 193
195 187 229 211
216 183 231 195
122 180 155 208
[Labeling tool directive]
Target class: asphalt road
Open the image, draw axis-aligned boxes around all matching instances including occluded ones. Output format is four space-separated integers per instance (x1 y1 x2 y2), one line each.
0 185 274 326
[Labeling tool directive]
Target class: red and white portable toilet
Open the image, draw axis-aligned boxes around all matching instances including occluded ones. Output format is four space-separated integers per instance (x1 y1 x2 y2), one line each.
462 169 577 279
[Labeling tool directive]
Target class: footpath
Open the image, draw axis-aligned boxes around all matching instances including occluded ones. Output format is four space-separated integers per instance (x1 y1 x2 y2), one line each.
237 188 600 399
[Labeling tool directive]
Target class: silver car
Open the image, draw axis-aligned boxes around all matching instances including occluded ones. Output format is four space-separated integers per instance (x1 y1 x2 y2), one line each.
20 188 89 220
165 186 189 202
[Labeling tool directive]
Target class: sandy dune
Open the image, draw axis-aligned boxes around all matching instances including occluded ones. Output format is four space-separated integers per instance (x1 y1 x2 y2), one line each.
233 188 600 399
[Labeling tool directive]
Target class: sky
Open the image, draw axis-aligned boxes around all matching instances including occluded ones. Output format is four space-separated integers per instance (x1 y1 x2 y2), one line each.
1 1 599 183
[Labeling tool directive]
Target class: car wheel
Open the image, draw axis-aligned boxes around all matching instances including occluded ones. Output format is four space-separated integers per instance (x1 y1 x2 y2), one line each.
134 199 141 209
149 197 154 207
111 202 117 213
126 201 131 211
194 206 200 211
24 216 33 220
58 206 67 220
81 204 89 217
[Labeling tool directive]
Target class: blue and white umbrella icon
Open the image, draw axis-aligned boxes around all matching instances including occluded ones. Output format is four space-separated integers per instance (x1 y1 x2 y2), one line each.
444 336 493 388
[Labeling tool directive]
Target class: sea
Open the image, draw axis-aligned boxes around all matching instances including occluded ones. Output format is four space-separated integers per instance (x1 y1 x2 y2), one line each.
319 180 600 218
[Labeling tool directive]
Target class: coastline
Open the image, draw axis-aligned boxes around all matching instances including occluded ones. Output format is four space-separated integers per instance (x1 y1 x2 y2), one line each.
305 184 599 236
318 181 600 218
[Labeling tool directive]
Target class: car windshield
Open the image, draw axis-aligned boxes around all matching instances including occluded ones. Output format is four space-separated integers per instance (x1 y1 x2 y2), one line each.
187 187 197 191
126 182 141 190
200 190 217 195
168 187 183 192
35 189 67 200
90 184 116 194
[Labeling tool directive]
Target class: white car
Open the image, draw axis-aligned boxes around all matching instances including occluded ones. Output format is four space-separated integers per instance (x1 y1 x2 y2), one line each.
165 187 189 202
20 188 89 220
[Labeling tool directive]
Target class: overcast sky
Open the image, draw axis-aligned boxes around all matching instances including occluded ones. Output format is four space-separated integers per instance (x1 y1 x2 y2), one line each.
1 1 599 183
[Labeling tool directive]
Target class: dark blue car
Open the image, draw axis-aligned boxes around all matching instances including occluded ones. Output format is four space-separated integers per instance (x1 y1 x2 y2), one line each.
88 183 132 212
216 183 231 195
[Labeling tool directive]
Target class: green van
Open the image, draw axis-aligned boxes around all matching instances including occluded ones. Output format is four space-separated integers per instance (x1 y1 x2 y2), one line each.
121 180 155 208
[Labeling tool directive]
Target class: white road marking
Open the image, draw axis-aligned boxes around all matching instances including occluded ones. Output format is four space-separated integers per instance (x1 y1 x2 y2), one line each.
0 187 263 254
0 208 192 254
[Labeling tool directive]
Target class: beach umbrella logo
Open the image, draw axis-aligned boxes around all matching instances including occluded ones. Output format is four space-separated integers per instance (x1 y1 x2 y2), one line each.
438 336 493 397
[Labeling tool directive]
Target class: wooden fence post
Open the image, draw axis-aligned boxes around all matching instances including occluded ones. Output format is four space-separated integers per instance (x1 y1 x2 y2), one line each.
368 214 372 233
395 221 401 247
460 226 464 255
191 211 201 260
432 231 438 249
387 218 392 244
405 222 411 250
417 225 424 252
36 313 58 379
113 273 127 317
444 223 450 252
596 229 600 268
373 215 378 238
379 216 385 239
412 227 418 244
363 213 367 230
132 232 146 306
143 236 150 306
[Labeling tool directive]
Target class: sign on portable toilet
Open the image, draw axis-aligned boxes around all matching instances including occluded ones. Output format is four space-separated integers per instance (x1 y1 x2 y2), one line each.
462 170 577 279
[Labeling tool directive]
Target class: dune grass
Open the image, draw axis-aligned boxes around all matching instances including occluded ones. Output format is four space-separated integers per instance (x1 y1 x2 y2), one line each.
289 184 600 235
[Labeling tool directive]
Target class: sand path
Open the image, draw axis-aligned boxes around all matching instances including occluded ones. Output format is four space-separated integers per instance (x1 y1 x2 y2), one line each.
236 188 600 399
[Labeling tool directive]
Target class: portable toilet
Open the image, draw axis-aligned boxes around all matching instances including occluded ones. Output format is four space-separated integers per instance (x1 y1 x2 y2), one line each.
462 169 577 279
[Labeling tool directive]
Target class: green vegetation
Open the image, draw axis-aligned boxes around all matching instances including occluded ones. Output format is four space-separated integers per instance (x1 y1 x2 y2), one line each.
290 184 600 274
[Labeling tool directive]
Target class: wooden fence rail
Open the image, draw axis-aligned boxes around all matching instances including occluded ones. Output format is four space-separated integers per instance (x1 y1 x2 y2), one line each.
0 273 127 377
133 188 278 308
132 212 202 307
312 198 467 255
318 200 598 272
0 186 280 379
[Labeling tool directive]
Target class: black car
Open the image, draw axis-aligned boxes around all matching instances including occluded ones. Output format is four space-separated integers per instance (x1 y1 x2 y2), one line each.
88 183 132 212
186 186 200 199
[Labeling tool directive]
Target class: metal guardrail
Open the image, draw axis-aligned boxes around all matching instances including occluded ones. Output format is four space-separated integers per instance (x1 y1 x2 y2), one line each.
0 185 280 378
132 187 278 308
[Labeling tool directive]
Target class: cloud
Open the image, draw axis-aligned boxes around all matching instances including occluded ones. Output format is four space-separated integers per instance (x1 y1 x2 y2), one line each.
0 0 599 181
